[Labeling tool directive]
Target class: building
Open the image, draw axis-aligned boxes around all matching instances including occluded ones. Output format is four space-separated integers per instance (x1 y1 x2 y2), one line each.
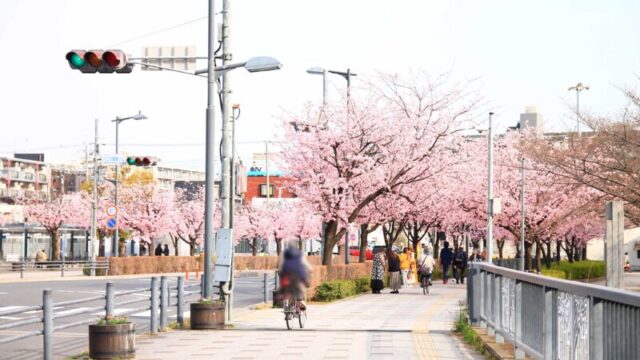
124 166 206 190
50 167 87 199
519 106 544 135
0 155 50 204
243 152 295 204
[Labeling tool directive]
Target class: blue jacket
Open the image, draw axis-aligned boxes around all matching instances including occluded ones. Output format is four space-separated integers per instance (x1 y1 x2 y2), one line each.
280 248 308 284
440 247 453 265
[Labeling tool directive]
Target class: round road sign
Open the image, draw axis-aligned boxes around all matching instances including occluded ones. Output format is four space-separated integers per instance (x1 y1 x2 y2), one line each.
106 217 117 230
106 206 117 217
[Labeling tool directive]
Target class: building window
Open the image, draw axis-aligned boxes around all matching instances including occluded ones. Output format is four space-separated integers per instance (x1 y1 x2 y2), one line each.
637 250 640 259
259 184 274 197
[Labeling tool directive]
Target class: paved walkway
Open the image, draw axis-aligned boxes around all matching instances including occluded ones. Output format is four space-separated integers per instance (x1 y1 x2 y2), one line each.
135 282 481 360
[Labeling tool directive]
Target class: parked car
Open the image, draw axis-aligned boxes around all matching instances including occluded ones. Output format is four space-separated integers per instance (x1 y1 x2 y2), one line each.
349 246 373 260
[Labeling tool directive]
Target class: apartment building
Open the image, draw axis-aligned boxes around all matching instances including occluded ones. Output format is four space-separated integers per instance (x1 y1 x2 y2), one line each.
0 155 50 203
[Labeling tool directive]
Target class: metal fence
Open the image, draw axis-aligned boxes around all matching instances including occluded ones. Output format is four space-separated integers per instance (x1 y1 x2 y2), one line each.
0 259 110 278
467 263 640 360
0 275 201 360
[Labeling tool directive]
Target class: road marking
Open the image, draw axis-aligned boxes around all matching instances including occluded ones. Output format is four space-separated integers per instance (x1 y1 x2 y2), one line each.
412 289 459 360
0 292 8 295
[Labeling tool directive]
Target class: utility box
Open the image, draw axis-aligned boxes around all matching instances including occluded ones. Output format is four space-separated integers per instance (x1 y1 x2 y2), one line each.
214 228 233 283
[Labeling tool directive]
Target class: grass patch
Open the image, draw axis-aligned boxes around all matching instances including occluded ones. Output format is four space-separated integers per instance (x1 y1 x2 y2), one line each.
63 352 90 360
167 318 190 330
541 260 605 280
453 309 496 359
96 316 128 326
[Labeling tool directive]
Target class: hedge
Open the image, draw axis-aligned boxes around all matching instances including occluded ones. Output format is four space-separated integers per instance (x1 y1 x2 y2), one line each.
541 260 605 280
314 277 372 301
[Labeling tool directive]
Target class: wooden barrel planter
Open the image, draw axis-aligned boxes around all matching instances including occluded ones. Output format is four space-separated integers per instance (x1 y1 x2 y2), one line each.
190 302 225 329
88 323 135 359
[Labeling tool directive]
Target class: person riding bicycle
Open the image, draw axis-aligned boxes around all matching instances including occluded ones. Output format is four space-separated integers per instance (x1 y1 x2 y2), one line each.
417 244 435 287
279 247 310 310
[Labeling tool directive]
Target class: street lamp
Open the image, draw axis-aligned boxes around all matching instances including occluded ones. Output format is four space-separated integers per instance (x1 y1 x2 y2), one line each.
487 112 495 265
112 111 147 257
568 82 589 136
199 55 282 301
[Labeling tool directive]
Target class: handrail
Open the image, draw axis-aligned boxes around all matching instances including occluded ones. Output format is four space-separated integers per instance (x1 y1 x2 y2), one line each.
472 263 640 307
55 295 105 307
0 305 42 317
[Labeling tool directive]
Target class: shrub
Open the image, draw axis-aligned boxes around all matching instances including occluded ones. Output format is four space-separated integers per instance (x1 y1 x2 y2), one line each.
314 277 370 301
543 260 605 280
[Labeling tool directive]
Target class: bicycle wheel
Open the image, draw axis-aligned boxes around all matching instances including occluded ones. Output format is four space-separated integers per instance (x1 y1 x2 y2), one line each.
422 276 427 295
283 299 292 330
298 309 307 328
426 281 430 294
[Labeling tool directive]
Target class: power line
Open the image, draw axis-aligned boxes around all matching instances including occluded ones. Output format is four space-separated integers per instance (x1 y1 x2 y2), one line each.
105 16 207 48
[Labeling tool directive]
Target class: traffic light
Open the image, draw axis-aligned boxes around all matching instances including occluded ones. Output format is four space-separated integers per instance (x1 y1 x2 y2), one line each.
65 49 133 73
125 156 158 167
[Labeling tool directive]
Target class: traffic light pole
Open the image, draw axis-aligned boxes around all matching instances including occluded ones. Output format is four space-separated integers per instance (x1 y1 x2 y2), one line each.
113 120 120 258
90 119 99 275
202 0 217 300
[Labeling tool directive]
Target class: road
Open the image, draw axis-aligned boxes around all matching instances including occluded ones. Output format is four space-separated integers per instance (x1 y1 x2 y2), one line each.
0 273 275 360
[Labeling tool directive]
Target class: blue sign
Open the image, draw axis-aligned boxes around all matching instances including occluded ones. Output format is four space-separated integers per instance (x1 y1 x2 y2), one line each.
106 217 117 230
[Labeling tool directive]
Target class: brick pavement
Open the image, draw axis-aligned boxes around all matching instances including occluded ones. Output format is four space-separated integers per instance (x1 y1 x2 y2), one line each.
135 282 481 360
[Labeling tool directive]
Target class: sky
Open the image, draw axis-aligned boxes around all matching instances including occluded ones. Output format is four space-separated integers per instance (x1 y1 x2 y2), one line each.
0 0 638 171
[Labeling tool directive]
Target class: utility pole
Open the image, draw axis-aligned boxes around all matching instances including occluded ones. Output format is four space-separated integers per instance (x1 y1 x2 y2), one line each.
265 141 270 204
203 0 217 299
113 120 120 258
520 157 525 271
90 119 99 276
220 0 233 323
487 112 494 264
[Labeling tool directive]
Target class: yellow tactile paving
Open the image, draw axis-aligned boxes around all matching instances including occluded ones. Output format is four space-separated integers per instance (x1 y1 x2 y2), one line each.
412 290 459 360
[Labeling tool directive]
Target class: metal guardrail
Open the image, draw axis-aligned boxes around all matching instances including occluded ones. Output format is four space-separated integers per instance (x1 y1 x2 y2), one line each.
0 275 202 360
467 263 640 360
0 260 110 278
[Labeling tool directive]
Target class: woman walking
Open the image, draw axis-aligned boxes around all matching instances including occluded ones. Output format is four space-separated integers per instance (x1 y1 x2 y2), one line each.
387 249 401 294
370 249 386 294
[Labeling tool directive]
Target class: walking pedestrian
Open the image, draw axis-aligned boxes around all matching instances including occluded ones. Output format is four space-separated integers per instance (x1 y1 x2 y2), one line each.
154 244 163 256
163 244 170 256
453 246 468 284
399 248 413 288
139 243 147 256
370 248 386 294
387 249 401 294
440 241 453 284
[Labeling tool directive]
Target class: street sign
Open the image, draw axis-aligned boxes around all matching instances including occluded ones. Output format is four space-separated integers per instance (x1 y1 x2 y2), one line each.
102 154 125 165
141 46 196 71
106 206 117 217
106 217 117 230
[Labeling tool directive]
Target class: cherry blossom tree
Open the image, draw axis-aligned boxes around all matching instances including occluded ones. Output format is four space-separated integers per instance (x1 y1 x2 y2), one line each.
24 193 89 260
282 72 481 265
170 187 205 256
119 184 172 254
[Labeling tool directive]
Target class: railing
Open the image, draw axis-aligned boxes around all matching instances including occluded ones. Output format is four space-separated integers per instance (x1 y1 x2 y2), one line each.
467 263 640 360
0 259 110 278
0 275 202 360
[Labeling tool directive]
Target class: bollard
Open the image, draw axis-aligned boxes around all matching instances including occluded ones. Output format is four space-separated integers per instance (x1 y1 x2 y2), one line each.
263 273 268 303
90 260 95 277
177 276 184 327
61 257 65 278
274 271 279 291
43 289 53 360
160 276 168 330
105 282 114 318
20 261 24 279
150 277 158 334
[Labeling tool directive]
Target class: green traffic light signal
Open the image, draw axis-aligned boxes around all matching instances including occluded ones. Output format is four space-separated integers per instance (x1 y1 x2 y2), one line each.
126 157 136 165
66 52 86 68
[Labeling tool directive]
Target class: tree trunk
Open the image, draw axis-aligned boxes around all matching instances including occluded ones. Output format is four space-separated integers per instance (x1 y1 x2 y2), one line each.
359 224 369 263
190 242 196 257
555 241 561 262
276 239 282 256
497 238 505 259
525 242 532 271
582 247 587 261
119 238 126 257
535 241 542 272
174 242 179 257
252 238 258 256
50 230 60 261
542 242 552 269
322 220 339 266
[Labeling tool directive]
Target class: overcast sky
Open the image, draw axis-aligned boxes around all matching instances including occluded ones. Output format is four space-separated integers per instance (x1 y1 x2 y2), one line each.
0 0 638 171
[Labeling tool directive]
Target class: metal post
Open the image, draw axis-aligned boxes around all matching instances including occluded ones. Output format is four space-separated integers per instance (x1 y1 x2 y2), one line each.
487 112 494 264
520 157 525 271
113 119 120 257
265 141 270 204
150 277 158 334
576 89 580 136
220 0 234 325
106 282 114 318
160 276 168 330
202 0 217 299
263 272 268 303
322 69 327 105
274 271 279 291
90 119 99 276
43 289 53 360
177 276 184 326
61 254 65 277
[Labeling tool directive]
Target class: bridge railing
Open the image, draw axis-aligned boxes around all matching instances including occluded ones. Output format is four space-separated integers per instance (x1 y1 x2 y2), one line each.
467 263 640 360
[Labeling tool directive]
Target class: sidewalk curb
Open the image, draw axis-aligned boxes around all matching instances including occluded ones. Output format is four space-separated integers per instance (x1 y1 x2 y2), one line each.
472 326 534 360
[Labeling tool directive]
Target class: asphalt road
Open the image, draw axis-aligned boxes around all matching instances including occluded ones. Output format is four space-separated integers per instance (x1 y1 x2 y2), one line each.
0 273 275 360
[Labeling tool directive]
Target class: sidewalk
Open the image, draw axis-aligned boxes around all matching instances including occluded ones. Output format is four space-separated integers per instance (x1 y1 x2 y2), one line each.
135 282 481 360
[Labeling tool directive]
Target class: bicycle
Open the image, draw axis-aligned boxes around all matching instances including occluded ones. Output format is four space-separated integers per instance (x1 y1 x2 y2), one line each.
420 271 431 295
282 291 307 330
